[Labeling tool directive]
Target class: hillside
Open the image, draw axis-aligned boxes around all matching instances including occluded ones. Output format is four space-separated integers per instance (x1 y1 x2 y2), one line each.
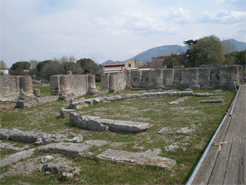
102 39 246 64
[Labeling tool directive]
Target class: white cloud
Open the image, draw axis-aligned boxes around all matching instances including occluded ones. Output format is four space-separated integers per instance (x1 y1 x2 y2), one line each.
171 8 192 23
1 0 245 66
198 10 246 23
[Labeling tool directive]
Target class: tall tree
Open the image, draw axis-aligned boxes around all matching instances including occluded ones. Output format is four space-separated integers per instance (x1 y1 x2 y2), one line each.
184 35 225 67
10 61 31 71
77 58 100 74
29 60 39 69
225 50 246 66
0 60 7 70
164 54 181 68
36 60 52 74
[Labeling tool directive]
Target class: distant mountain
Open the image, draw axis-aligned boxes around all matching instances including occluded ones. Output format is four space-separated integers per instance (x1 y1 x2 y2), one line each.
222 39 246 52
100 60 124 66
101 39 246 64
130 45 189 63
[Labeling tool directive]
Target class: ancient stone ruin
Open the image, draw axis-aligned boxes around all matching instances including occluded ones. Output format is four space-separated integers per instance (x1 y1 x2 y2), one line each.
0 74 98 109
0 75 34 102
50 74 98 97
101 65 243 92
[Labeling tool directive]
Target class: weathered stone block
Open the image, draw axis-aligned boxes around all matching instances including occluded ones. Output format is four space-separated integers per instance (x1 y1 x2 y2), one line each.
39 142 92 158
60 107 75 118
87 117 109 131
200 99 223 103
109 120 150 133
97 148 176 170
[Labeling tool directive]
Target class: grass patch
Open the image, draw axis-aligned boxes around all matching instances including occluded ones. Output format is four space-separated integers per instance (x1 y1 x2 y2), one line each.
33 84 51 96
0 89 236 184
0 164 11 173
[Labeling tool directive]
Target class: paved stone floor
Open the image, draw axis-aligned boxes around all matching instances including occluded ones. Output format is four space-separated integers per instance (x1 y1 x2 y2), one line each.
192 84 246 185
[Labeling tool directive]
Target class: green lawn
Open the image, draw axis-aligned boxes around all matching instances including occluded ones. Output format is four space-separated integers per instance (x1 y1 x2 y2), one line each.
0 89 235 184
33 84 51 96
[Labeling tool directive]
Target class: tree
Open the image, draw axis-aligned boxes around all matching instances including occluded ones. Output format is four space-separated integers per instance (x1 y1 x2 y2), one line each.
29 60 38 69
40 61 83 80
59 62 83 74
28 59 39 76
36 60 52 75
163 54 181 68
40 61 60 80
10 61 31 71
0 60 7 70
10 67 26 76
184 35 225 67
225 50 246 66
77 58 101 74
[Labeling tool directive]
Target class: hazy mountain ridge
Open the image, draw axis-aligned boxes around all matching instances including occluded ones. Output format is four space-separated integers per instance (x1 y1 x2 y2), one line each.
101 39 246 65
130 45 189 63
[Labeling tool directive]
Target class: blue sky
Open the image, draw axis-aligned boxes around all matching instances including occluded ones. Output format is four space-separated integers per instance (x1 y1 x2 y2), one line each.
1 0 246 67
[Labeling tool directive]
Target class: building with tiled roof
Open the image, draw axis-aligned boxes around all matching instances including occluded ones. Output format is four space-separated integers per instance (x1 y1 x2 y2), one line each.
102 60 141 73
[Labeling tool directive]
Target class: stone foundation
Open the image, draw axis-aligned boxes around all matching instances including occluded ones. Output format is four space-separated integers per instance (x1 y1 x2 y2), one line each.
50 74 98 96
101 65 243 91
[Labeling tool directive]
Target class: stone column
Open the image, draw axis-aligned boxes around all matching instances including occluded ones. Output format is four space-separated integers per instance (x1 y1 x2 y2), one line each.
180 69 190 89
50 75 60 95
155 69 164 89
219 67 229 90
228 65 240 90
20 76 33 96
189 68 199 90
109 74 116 92
198 68 210 89
60 75 71 94
164 69 174 88
33 89 41 97
88 74 98 95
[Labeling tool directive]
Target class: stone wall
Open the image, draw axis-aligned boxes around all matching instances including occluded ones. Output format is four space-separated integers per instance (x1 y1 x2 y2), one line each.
101 71 127 92
50 74 97 96
0 76 33 101
101 65 243 91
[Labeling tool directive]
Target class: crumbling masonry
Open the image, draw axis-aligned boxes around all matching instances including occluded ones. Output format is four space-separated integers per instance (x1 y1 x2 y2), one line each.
101 65 243 92
50 74 98 96
0 76 33 101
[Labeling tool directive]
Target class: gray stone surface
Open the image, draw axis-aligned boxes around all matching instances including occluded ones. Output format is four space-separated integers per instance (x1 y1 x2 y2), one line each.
175 127 196 134
109 120 150 133
0 142 30 151
169 96 190 105
0 128 83 145
139 90 147 94
148 89 156 92
69 113 150 133
1 148 35 167
158 127 175 134
97 148 176 170
165 143 187 151
109 142 126 148
178 91 193 96
200 99 223 103
38 142 92 158
184 88 193 92
87 117 109 131
41 161 81 178
84 140 110 147
213 89 223 93
193 93 213 97
60 107 75 118
17 96 59 108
